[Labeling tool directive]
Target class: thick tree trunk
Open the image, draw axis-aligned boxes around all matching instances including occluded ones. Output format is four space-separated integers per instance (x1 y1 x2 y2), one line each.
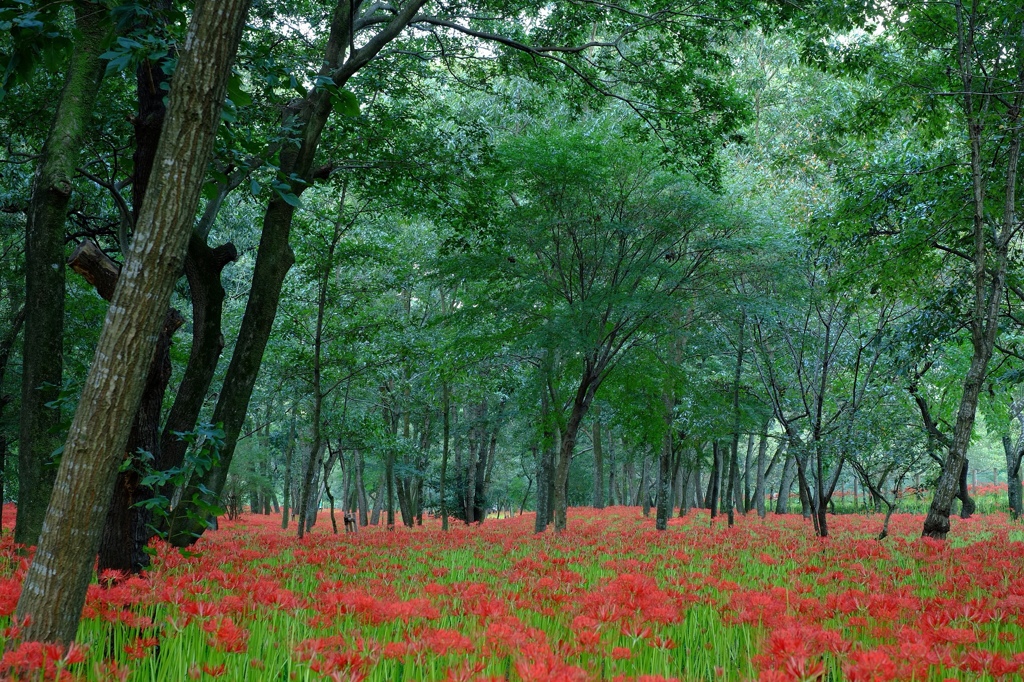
97 308 183 575
15 0 248 644
727 311 745 527
16 1 111 547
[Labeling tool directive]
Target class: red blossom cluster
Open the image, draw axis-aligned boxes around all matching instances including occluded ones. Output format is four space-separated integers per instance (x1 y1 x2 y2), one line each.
1 506 1023 680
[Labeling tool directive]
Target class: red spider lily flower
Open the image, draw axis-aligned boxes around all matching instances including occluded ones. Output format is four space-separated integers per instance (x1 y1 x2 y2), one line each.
203 616 249 653
123 636 159 660
611 646 631 660
843 649 898 682
201 662 227 677
0 641 62 678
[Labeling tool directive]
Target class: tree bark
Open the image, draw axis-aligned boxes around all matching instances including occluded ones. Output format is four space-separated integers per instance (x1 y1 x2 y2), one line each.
167 0 428 546
922 4 1021 538
16 1 111 547
592 405 604 508
776 447 795 514
440 383 450 530
15 0 248 644
281 412 295 529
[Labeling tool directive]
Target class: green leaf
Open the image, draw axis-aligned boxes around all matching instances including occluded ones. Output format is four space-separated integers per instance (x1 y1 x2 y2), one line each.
227 73 252 107
332 89 360 118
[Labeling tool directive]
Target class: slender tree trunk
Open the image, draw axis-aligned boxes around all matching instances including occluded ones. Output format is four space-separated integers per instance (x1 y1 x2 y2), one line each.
655 400 673 531
440 383 450 530
167 0 428 546
592 405 604 508
743 434 754 512
754 427 769 518
776 448 795 514
355 449 367 527
640 451 651 518
16 1 111 547
709 443 721 518
607 428 616 506
727 311 746 527
15 0 248 643
923 11 1020 538
281 412 295 528
1004 436 1024 520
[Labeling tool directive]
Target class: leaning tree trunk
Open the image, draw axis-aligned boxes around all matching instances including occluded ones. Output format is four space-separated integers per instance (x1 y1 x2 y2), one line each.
167 0 428 547
16 1 111 547
15 0 248 644
97 306 183 575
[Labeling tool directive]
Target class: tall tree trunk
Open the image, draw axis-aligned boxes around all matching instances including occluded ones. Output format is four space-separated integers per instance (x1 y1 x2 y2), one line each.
753 426 770 518
0 306 25 535
281 412 295 529
15 0 249 643
655 400 673 531
727 311 746 527
97 308 183 575
592 405 604 508
776 448 796 514
553 374 599 532
355 449 368 527
923 8 1020 538
535 389 552 533
640 451 651 517
743 434 754 512
440 383 450 530
709 443 721 518
1004 436 1024 520
167 0 428 546
16 1 111 547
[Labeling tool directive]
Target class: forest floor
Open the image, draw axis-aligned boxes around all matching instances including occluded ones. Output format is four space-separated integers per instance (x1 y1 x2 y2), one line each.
1 503 1023 681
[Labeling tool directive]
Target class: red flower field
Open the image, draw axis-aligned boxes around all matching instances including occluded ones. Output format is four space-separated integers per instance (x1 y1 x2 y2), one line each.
1 504 1023 681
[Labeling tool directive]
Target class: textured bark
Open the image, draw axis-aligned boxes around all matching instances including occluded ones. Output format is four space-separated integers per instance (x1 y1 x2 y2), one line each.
553 373 600 532
754 426 769 518
15 0 248 644
709 443 721 518
727 311 745 527
16 1 111 547
776 448 795 514
97 308 183 575
592 405 604 508
355 449 367 527
1004 435 1024 519
169 0 429 545
157 234 236 487
440 383 450 530
0 307 24 533
70 236 187 578
281 412 295 529
922 4 1021 538
655 395 673 531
